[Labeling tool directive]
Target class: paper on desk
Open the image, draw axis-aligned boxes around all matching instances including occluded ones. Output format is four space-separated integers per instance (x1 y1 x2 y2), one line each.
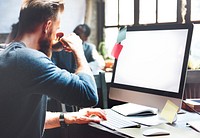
160 100 179 124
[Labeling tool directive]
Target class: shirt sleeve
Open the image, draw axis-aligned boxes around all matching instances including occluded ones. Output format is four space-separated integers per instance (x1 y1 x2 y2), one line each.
16 48 98 107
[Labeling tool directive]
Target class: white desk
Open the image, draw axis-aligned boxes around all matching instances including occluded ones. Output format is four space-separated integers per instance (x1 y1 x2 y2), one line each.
115 110 200 138
66 109 200 138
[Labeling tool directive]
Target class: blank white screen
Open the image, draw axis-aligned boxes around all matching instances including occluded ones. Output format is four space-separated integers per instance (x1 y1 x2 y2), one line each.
114 29 188 93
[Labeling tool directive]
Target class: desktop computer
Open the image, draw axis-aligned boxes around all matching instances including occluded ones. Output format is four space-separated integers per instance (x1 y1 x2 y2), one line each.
109 23 193 113
88 23 200 137
91 23 193 130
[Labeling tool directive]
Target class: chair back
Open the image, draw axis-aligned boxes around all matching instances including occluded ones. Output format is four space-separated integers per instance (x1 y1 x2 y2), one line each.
94 71 108 109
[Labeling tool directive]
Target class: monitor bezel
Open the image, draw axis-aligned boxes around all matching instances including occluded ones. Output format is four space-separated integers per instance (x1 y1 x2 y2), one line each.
111 23 193 100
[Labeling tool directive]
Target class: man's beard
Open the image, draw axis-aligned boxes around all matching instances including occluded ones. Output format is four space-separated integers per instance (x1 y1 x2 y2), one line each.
38 31 52 57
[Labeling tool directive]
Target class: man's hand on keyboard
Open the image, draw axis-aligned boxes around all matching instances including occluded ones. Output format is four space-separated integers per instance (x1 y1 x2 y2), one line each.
77 108 107 123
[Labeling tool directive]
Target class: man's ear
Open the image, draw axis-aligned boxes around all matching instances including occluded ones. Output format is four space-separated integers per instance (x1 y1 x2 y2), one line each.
43 20 52 34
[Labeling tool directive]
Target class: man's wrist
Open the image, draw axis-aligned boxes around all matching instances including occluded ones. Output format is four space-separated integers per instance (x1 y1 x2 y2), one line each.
59 112 66 128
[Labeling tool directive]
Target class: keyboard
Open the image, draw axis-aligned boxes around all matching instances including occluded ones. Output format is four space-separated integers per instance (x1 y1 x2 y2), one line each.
99 109 140 130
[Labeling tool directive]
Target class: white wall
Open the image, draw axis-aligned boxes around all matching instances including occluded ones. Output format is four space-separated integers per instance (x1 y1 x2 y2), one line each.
60 0 86 34
0 0 86 34
0 0 22 33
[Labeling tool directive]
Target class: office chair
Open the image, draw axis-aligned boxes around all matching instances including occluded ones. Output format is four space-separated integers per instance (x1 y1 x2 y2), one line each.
93 71 108 109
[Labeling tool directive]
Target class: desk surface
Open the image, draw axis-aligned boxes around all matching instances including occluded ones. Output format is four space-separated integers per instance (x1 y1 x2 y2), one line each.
116 110 200 138
69 109 200 138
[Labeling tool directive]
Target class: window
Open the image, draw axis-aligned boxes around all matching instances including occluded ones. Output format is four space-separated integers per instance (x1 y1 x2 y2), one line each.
105 0 179 27
119 0 134 25
139 0 156 24
102 0 200 60
105 0 134 26
191 0 200 21
104 28 119 55
105 0 118 26
157 0 177 23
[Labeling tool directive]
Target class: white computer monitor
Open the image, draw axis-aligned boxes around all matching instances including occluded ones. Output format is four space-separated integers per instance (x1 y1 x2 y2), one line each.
109 24 193 112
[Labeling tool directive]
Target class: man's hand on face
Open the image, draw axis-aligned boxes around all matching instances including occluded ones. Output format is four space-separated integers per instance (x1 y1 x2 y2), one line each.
60 33 83 53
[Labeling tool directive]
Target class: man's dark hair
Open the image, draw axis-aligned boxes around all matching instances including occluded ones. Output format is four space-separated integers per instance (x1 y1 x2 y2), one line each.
73 24 91 37
16 0 64 39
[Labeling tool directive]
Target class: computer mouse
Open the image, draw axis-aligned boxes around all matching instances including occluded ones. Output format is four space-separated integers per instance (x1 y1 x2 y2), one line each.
142 128 170 136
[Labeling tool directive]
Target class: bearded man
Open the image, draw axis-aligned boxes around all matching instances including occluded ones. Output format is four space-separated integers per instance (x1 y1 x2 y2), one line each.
0 0 106 138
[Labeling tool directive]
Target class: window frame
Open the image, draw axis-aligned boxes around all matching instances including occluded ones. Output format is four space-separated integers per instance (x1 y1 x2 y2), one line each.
97 0 200 51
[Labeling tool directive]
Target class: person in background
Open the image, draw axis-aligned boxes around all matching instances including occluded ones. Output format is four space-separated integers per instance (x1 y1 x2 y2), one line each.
0 0 106 138
51 49 77 73
52 24 105 75
73 24 105 74
5 22 19 44
0 22 19 51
